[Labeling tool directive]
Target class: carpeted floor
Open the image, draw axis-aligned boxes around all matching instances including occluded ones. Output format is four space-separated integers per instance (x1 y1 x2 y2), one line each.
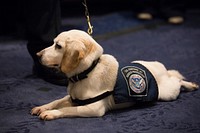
0 9 200 133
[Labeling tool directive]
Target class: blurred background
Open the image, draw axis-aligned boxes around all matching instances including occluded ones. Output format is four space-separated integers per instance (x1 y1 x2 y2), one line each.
0 0 199 38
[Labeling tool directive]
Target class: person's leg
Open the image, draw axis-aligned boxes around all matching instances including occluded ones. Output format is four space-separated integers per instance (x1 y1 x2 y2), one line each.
133 0 157 20
0 1 19 35
158 0 186 24
25 0 60 62
24 0 68 86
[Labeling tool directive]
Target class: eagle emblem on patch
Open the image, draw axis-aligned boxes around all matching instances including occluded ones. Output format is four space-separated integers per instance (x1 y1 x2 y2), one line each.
121 66 148 97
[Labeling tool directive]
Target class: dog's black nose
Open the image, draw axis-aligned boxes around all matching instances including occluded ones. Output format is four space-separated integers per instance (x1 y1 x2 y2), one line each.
36 51 43 57
36 51 43 63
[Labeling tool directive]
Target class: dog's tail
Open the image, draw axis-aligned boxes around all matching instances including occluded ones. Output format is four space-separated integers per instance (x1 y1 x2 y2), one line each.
168 70 199 91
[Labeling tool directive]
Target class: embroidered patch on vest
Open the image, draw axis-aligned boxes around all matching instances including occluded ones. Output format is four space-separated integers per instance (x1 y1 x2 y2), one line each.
121 66 148 97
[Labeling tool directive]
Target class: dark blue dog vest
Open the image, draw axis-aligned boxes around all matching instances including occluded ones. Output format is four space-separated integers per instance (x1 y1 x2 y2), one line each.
113 63 158 104
70 60 159 106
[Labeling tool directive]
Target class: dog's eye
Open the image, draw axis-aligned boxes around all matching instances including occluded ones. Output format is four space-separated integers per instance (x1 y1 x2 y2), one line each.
55 43 62 49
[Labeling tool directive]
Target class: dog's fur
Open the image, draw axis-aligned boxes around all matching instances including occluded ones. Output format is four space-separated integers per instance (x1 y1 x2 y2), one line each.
31 30 199 120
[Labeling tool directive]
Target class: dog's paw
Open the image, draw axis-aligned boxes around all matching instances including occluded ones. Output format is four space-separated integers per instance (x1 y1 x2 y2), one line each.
39 110 62 120
192 82 199 89
31 106 49 116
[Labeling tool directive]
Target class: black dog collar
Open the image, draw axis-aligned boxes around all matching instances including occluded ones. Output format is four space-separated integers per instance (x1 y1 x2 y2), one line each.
68 57 113 105
68 58 100 83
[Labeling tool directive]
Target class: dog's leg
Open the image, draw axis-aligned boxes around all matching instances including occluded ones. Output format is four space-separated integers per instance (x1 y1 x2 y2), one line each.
38 101 106 120
168 70 199 91
31 95 73 116
159 70 199 101
181 80 199 91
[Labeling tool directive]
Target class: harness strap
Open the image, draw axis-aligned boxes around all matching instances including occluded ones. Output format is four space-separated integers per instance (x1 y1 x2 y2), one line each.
71 91 113 106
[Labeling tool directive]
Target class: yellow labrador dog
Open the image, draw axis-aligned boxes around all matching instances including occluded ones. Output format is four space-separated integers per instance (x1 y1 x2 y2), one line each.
31 30 198 120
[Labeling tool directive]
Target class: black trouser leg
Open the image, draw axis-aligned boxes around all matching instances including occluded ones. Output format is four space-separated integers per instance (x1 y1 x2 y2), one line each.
133 0 157 17
21 0 67 86
158 0 186 19
24 0 61 63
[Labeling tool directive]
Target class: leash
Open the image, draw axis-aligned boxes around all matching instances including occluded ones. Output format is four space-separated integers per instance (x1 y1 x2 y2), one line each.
82 0 93 35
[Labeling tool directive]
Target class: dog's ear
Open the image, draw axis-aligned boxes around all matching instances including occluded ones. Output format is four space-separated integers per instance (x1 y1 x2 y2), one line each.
61 49 85 73
81 36 103 57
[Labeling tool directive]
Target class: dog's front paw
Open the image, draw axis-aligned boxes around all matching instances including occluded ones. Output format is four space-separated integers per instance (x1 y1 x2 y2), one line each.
31 106 49 116
39 110 62 120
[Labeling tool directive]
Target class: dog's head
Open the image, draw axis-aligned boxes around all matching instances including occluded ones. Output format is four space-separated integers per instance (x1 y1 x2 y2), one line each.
37 30 103 76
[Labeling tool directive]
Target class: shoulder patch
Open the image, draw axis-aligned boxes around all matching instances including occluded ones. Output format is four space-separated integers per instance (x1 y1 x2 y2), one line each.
121 66 148 97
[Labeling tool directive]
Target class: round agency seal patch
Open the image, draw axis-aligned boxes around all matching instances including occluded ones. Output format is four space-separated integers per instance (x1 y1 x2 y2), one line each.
129 74 146 94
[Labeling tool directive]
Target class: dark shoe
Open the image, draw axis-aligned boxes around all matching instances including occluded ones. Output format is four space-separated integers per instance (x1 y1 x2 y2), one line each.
137 12 153 20
168 16 184 24
33 62 68 86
